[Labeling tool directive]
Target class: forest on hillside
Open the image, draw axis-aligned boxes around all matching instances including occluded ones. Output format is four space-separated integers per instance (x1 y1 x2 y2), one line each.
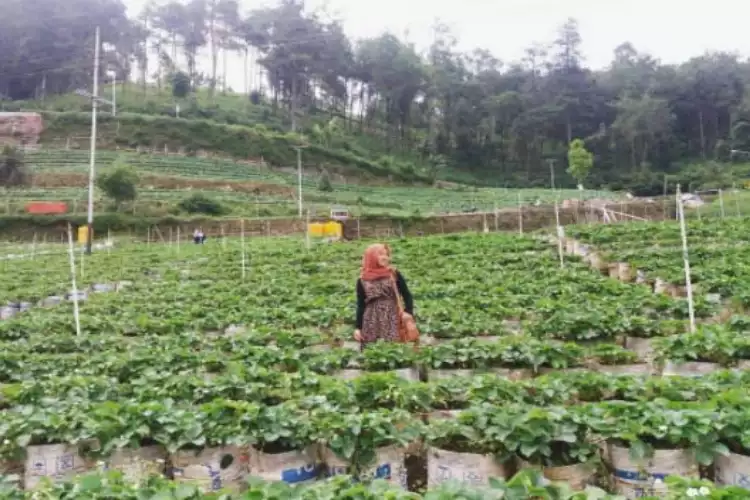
2 0 750 193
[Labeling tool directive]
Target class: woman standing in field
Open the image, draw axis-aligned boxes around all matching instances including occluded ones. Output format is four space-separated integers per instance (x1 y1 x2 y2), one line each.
354 243 414 346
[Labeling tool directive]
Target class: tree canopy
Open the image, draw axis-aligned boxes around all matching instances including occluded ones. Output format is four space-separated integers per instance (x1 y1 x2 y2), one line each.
2 0 750 192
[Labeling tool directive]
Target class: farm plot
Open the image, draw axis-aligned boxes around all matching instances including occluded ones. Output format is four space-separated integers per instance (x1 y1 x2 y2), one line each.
22 149 619 217
565 217 750 306
0 234 702 342
0 243 198 307
1 232 747 497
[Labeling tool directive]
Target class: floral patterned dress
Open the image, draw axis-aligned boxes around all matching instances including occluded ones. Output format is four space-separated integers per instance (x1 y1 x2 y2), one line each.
359 277 400 345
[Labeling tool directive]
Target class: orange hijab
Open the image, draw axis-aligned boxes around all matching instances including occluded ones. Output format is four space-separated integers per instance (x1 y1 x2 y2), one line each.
360 243 394 281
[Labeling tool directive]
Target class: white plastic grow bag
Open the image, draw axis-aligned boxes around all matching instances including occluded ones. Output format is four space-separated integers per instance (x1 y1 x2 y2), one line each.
358 445 408 488
618 263 633 282
595 363 654 376
427 447 506 488
609 443 697 498
171 446 248 492
625 337 655 362
248 444 321 485
663 361 720 377
335 368 418 381
715 451 750 488
24 443 94 490
517 459 593 491
104 446 166 484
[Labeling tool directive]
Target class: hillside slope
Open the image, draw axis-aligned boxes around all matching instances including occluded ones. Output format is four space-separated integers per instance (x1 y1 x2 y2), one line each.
8 85 476 185
8 148 616 219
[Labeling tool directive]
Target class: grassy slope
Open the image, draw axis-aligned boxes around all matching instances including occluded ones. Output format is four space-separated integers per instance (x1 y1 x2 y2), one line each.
5 148 617 218
2 84 619 218
7 84 452 184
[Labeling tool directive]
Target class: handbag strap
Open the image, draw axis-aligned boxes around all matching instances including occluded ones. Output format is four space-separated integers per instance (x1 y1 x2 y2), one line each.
390 272 405 314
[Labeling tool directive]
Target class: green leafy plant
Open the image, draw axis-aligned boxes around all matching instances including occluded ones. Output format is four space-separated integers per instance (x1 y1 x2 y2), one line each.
97 162 138 208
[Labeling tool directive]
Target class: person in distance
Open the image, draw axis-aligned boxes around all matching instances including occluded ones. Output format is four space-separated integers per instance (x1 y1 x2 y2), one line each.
354 243 414 347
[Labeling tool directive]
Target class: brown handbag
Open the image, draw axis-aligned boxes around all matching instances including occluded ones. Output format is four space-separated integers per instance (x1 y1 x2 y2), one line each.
391 273 419 344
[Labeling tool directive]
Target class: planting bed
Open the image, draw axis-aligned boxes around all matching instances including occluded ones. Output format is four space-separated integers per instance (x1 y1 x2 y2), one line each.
565 217 750 306
1 232 750 498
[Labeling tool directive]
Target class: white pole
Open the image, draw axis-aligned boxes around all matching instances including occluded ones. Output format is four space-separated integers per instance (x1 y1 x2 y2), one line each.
176 226 180 254
719 189 725 219
112 77 116 116
67 224 81 336
241 219 246 279
305 210 311 250
31 233 37 260
297 147 303 218
548 159 556 191
85 26 100 255
734 183 741 217
107 228 111 255
676 185 696 333
518 193 523 235
554 199 564 268
147 226 151 246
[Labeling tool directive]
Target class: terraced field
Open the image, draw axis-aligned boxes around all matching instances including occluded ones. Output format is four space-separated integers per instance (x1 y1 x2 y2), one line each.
2 149 618 218
2 228 750 498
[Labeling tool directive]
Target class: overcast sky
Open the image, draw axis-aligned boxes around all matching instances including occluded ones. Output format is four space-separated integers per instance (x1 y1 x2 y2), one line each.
125 0 749 89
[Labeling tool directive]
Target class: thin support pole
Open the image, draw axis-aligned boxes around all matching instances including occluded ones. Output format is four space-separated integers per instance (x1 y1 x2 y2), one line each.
554 199 564 269
719 189 725 219
305 210 311 250
296 147 303 218
85 26 100 255
517 194 523 235
734 183 741 217
67 224 81 336
241 219 246 279
676 185 696 333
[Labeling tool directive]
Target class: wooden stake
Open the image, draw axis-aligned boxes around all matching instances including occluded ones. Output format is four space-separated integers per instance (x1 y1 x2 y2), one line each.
241 219 246 279
554 199 564 269
517 194 523 235
676 185 696 333
305 210 311 250
67 223 81 336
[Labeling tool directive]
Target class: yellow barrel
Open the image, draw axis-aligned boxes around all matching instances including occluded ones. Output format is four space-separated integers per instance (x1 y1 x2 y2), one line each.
324 221 342 238
77 226 91 244
308 223 324 237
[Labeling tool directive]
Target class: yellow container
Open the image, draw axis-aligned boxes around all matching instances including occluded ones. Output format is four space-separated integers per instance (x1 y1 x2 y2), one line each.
324 221 342 238
77 226 91 244
308 223 324 237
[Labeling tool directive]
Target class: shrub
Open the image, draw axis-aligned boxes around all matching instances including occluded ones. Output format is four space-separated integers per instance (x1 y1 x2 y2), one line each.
178 194 228 216
0 146 30 187
171 71 191 98
97 162 138 208
318 170 333 192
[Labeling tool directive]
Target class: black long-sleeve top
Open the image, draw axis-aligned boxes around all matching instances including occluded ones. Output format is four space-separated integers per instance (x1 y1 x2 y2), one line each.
355 271 414 330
